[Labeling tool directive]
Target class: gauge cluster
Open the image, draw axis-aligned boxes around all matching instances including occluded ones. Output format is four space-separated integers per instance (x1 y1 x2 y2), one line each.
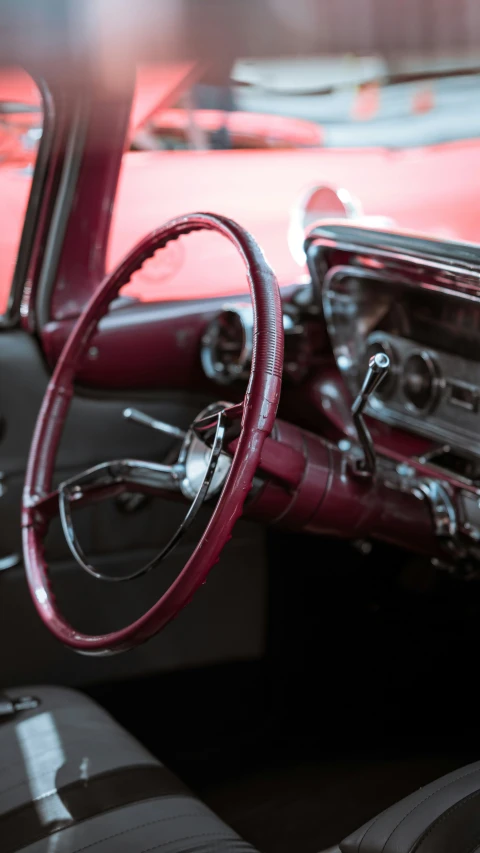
306 223 480 458
322 266 480 455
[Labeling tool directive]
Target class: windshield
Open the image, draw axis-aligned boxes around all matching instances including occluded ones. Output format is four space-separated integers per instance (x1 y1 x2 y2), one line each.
109 51 480 306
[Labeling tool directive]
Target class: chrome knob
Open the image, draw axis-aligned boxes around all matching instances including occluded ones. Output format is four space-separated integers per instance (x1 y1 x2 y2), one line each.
123 408 186 440
352 352 390 416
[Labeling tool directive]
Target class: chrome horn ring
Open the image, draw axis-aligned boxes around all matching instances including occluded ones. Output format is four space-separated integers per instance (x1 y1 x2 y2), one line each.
58 409 227 583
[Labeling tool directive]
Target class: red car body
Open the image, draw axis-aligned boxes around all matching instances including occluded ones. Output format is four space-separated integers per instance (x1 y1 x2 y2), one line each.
146 109 324 149
1 63 480 313
112 139 480 304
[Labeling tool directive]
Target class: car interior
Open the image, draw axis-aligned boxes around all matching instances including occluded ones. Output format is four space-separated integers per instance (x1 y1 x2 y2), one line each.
2 2 480 853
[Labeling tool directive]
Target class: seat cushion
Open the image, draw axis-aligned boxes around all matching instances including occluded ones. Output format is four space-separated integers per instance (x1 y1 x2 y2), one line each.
20 792 255 853
341 759 480 853
0 685 257 853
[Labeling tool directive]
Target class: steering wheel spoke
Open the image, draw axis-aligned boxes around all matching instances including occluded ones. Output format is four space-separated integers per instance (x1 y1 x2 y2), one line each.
57 411 227 583
60 458 184 498
25 459 184 524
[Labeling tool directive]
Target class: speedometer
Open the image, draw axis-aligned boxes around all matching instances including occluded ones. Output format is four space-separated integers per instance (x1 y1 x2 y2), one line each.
200 304 253 385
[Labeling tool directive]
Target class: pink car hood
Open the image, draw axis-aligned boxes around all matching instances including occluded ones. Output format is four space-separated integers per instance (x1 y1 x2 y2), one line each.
110 140 480 302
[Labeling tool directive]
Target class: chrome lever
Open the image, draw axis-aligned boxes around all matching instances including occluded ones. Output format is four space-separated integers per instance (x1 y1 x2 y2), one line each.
351 352 390 477
123 408 186 440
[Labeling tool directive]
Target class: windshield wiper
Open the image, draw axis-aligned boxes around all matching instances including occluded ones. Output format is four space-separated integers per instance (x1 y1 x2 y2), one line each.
386 65 480 86
235 64 480 98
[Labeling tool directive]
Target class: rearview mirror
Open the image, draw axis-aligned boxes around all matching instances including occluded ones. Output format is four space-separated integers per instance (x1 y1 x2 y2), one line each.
288 184 362 266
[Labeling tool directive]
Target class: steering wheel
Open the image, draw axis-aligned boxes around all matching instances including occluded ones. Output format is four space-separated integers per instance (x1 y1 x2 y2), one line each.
22 214 283 655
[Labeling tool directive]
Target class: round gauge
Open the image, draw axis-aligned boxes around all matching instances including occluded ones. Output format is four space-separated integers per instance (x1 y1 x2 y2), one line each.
364 338 397 400
201 304 253 385
402 351 441 413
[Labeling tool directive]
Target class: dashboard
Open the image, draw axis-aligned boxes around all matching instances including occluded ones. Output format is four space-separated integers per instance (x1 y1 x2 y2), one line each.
199 225 480 482
196 224 480 561
43 218 480 564
49 217 480 508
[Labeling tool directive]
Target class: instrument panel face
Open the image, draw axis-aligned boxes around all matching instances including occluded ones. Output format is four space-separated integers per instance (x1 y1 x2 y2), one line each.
309 226 480 457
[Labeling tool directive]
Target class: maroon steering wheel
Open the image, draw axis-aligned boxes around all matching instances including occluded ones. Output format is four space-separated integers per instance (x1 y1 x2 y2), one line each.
22 214 283 655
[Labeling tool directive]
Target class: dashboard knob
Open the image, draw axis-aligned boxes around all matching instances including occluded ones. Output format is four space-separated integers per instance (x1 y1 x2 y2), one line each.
403 351 441 413
365 337 397 399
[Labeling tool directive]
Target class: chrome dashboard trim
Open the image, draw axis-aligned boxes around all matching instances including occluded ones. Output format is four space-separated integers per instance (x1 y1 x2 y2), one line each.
305 221 480 269
312 223 480 460
368 337 480 457
306 223 480 307
200 302 254 385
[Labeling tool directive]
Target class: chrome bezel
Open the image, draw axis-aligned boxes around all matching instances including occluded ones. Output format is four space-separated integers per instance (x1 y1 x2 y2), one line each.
201 303 253 385
402 349 443 415
288 184 362 267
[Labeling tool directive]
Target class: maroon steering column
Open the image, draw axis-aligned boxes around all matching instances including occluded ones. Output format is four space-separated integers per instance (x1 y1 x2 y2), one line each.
244 420 440 556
